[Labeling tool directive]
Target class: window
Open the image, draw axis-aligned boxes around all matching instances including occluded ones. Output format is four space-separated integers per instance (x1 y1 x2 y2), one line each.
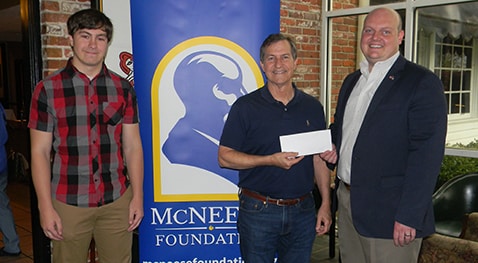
436 35 472 116
417 2 478 150
322 0 478 158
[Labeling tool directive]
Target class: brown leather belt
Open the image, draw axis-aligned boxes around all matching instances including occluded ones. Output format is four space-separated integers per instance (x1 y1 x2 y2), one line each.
240 188 310 206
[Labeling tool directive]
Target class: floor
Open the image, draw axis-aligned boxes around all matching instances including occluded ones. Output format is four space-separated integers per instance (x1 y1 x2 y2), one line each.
311 227 341 263
1 180 340 263
1 181 34 263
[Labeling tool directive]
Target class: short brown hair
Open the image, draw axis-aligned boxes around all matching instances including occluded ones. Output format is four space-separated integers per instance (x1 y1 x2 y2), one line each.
260 33 297 62
67 8 113 42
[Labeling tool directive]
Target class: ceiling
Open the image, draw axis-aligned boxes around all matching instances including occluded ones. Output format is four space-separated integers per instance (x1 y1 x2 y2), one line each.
0 0 21 42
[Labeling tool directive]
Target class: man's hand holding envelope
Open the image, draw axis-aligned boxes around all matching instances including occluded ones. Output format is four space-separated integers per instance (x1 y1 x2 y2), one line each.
280 129 332 156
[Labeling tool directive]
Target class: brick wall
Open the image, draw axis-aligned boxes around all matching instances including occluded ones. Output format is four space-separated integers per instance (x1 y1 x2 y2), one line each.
280 0 321 99
40 0 90 77
329 15 359 119
39 0 326 100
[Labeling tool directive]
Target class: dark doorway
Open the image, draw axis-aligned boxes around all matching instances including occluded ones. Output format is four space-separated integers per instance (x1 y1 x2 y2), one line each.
1 0 45 262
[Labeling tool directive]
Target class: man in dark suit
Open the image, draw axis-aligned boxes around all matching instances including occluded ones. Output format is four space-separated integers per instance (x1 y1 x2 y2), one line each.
329 7 447 263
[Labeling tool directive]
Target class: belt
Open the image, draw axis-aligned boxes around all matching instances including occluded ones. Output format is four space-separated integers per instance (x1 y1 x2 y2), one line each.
240 188 310 206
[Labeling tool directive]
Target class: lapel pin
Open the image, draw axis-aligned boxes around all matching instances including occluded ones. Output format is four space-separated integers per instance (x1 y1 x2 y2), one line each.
389 75 395 80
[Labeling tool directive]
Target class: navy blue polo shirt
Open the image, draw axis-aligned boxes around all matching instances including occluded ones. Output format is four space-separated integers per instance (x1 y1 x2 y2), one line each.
219 84 326 199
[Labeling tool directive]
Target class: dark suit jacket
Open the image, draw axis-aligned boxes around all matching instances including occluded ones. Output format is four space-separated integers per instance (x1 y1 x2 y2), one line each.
331 55 447 239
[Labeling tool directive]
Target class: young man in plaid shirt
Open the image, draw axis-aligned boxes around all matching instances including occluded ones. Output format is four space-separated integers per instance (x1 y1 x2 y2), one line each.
28 9 144 263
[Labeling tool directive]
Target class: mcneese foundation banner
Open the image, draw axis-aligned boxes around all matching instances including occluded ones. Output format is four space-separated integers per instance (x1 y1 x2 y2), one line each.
130 0 280 261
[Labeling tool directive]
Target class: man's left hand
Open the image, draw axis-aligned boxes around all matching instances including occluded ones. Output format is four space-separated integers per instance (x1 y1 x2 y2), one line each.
393 221 416 246
315 206 332 235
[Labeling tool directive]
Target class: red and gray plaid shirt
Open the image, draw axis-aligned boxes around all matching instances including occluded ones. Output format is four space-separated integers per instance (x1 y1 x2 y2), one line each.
28 58 139 207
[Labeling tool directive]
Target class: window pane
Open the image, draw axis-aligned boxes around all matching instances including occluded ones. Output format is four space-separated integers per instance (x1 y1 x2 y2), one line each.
450 93 460 114
440 70 451 91
465 47 472 68
330 0 404 11
463 71 471 91
462 93 470 114
417 2 478 149
329 15 360 115
451 71 461 91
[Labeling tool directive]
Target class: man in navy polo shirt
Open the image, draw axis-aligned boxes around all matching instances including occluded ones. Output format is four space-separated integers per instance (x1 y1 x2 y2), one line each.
218 33 334 263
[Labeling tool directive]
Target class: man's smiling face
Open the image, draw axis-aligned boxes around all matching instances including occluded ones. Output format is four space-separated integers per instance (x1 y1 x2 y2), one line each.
361 8 404 67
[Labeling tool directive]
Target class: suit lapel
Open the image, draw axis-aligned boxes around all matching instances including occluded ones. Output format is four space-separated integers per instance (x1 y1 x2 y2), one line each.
342 72 361 110
360 56 407 128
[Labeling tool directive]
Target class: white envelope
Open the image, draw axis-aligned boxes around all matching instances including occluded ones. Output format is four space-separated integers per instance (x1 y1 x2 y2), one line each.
279 129 332 156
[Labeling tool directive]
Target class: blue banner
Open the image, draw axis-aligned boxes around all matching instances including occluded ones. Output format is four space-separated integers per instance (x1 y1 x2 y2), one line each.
131 0 280 261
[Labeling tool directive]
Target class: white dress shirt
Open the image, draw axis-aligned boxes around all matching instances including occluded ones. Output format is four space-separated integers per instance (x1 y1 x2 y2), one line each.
337 52 400 184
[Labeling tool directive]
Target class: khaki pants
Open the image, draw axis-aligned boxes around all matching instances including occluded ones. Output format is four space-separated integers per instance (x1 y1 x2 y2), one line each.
337 181 422 263
51 187 133 263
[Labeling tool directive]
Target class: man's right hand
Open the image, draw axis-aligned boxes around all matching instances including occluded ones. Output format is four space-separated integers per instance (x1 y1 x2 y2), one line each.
272 152 304 169
40 207 63 240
